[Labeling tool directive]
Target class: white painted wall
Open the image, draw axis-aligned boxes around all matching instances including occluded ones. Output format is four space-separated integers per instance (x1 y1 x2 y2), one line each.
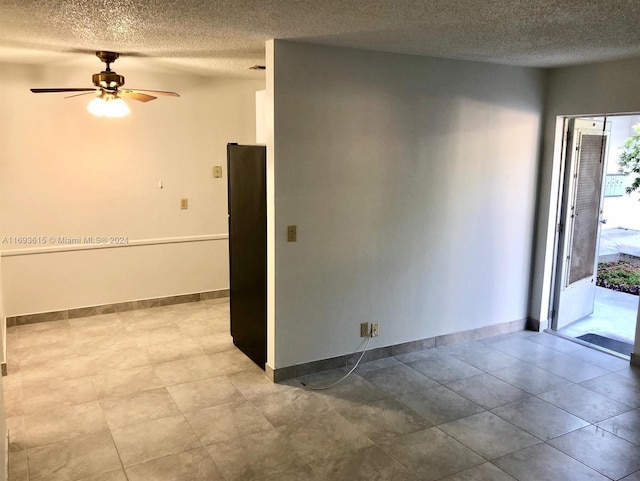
0 61 264 316
530 57 640 328
0 257 4 365
636 296 640 362
1 241 229 315
0 257 6 481
265 42 276 369
256 90 267 144
268 41 545 368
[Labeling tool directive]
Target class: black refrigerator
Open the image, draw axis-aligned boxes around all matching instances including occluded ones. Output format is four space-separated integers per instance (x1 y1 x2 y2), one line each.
227 143 267 369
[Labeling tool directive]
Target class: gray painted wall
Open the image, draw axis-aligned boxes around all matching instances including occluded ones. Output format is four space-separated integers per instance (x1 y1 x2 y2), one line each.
269 41 546 368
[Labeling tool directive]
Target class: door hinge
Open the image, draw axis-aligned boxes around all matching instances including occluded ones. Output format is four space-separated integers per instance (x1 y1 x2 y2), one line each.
550 309 556 321
557 223 563 233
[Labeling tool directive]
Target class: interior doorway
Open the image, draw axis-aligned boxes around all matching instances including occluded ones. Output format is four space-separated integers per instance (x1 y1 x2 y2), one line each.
551 114 640 357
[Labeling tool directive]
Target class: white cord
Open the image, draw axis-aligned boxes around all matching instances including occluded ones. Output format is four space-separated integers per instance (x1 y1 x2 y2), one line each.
300 334 373 390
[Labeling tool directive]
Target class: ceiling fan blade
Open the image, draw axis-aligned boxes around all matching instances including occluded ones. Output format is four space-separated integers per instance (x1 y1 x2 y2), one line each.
65 91 99 99
119 91 157 102
125 89 180 97
31 88 97 93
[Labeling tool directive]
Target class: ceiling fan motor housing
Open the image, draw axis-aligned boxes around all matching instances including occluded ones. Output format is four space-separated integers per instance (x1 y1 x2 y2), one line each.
30 50 179 102
92 71 125 90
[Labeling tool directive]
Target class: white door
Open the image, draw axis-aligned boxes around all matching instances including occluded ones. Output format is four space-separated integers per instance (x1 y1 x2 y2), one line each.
553 118 610 330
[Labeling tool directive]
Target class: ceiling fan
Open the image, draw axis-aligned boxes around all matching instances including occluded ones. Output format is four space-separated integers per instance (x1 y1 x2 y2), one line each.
30 51 179 117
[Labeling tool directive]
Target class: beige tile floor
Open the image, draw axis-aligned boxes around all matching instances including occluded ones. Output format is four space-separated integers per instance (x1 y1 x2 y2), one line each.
3 299 640 481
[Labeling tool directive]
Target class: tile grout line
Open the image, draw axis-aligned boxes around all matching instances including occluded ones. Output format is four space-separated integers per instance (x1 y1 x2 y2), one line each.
430 339 640 476
387 340 631 475
5 307 637 481
105 428 129 481
6 302 233 480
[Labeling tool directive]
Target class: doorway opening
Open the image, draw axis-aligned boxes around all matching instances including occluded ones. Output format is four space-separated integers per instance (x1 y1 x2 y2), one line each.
551 114 640 358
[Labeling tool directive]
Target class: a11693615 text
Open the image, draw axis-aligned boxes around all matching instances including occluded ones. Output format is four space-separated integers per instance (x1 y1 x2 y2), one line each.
1 236 129 245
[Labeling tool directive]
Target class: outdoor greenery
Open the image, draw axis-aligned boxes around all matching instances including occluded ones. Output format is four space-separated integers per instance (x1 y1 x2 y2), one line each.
597 261 640 295
618 123 640 195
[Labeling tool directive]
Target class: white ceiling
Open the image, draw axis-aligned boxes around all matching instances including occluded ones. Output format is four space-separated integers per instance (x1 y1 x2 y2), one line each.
2 0 640 77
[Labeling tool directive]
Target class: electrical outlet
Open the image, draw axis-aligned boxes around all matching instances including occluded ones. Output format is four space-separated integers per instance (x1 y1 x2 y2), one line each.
360 322 369 337
371 323 379 337
180 198 189 210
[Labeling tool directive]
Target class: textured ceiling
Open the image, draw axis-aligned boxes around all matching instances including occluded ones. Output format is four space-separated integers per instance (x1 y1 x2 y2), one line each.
2 0 640 77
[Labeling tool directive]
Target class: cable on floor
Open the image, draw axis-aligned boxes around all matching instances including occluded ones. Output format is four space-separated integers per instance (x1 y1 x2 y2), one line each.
300 333 373 390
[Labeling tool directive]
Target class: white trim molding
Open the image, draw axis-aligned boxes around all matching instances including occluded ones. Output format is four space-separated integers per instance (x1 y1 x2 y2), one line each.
0 234 229 257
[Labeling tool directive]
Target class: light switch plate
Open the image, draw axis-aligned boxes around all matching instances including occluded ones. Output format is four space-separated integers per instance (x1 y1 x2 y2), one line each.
181 198 189 210
287 225 297 242
213 166 223 178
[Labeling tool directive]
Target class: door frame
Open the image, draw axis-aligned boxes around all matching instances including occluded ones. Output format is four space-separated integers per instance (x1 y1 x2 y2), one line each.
546 113 640 335
550 117 611 331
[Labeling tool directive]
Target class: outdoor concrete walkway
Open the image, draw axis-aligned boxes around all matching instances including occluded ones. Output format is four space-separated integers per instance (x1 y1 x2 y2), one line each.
599 227 640 260
559 287 638 344
557 229 639 352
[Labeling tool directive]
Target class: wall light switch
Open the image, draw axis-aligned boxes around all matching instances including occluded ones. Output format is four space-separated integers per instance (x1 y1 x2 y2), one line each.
213 166 223 178
287 225 297 242
181 198 189 210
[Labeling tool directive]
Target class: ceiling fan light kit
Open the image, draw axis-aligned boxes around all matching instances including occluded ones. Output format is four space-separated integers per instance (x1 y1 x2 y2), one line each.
30 51 179 118
87 94 130 118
